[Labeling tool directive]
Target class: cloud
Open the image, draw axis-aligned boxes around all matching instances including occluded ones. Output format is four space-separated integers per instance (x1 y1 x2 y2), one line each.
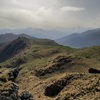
0 7 61 29
60 6 85 12
0 0 100 29
36 7 52 17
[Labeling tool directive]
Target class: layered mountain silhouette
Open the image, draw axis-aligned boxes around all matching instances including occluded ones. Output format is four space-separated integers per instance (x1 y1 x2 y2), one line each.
55 28 100 48
0 28 71 40
0 33 35 45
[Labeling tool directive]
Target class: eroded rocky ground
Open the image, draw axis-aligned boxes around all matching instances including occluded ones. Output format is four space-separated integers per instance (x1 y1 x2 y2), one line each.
17 71 100 100
0 68 33 100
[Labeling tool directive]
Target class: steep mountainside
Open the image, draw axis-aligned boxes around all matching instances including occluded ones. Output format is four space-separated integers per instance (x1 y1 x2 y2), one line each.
55 28 100 48
0 37 100 100
0 37 29 62
0 37 58 63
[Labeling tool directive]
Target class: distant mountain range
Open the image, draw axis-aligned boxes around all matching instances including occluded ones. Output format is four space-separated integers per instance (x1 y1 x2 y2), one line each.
0 27 86 40
0 33 35 45
55 28 100 48
1 28 100 48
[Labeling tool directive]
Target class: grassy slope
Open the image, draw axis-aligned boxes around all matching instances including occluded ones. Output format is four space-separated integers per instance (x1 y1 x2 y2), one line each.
0 37 100 100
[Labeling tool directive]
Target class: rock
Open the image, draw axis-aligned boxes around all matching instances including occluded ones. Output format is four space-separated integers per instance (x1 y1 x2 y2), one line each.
0 68 19 100
88 68 100 74
12 68 19 79
35 56 72 77
0 71 2 74
8 68 19 82
0 82 19 100
0 68 33 100
20 91 34 100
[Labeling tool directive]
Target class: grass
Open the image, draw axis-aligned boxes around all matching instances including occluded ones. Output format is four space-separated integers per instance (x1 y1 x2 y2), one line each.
0 37 100 100
0 39 100 77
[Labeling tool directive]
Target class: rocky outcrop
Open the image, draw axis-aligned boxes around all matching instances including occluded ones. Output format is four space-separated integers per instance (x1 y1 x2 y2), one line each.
0 82 19 100
0 68 34 100
44 73 100 100
8 68 19 82
20 91 33 100
45 73 83 97
0 68 19 100
35 56 72 77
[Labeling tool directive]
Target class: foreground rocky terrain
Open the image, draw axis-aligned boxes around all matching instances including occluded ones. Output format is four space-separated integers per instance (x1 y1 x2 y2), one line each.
0 68 100 100
0 68 19 99
0 37 100 100
0 68 33 100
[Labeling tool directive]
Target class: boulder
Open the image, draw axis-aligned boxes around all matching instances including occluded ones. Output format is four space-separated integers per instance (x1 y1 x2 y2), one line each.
88 68 100 74
8 68 19 82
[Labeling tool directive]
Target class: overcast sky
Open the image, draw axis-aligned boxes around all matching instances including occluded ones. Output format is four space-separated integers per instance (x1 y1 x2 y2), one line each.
0 0 100 29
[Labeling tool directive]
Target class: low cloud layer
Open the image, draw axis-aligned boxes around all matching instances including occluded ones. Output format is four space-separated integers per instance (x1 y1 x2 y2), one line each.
0 0 100 29
60 6 85 12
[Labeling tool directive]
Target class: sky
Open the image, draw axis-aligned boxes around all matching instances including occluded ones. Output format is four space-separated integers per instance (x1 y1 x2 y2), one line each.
0 0 100 30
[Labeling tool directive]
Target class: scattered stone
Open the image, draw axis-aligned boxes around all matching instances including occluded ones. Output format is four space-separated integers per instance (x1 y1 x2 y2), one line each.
88 68 100 74
8 68 19 82
20 91 34 100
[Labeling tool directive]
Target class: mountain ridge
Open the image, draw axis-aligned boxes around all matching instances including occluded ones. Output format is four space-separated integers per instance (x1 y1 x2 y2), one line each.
0 36 59 63
55 28 100 48
0 33 36 46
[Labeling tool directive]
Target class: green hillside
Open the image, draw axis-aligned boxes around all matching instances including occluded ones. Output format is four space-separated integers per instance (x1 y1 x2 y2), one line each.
0 37 100 100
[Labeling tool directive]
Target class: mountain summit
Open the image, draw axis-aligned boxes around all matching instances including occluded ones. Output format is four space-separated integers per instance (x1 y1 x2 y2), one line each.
0 33 35 46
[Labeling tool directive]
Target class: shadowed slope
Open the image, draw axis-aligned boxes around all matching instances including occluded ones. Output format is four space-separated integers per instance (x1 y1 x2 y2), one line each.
0 37 29 62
